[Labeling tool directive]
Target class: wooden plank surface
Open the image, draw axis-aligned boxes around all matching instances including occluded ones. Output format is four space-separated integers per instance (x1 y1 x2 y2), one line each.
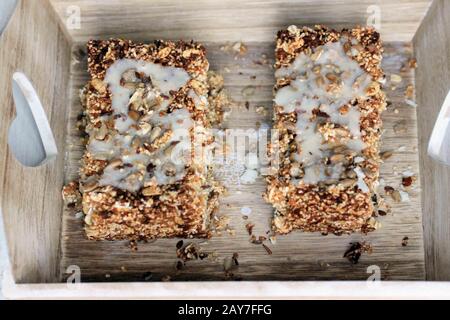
413 0 450 281
60 40 425 282
48 0 432 43
0 0 71 283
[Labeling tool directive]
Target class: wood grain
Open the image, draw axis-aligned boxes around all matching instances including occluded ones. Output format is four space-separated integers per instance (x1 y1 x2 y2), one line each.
0 0 71 283
60 41 425 282
48 0 432 43
413 0 450 281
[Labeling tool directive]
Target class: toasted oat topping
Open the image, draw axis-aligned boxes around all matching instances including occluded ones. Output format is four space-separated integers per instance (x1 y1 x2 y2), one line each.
266 25 386 235
72 39 224 240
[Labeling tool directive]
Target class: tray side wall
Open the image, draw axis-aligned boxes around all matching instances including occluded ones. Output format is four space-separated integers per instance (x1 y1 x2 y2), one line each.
0 0 71 283
48 0 432 43
413 0 450 281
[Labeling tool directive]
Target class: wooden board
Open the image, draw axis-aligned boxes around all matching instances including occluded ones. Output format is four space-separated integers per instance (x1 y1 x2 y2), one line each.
0 0 71 284
48 0 432 43
413 0 450 281
60 40 425 282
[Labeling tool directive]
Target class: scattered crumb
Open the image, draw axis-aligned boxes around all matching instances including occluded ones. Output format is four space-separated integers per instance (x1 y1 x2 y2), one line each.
405 84 414 99
269 235 277 245
262 243 272 255
390 74 402 84
255 105 268 116
232 252 239 265
232 41 248 56
391 190 402 203
402 236 409 247
240 168 259 184
143 272 153 281
240 206 252 216
402 176 416 188
62 181 81 208
405 99 418 108
343 242 373 264
176 242 201 261
393 120 407 134
75 211 84 219
242 85 256 98
398 190 410 202
408 58 417 69
128 240 138 251
223 257 233 272
245 223 255 235
213 215 231 232
380 150 394 160
175 260 184 271
161 275 171 282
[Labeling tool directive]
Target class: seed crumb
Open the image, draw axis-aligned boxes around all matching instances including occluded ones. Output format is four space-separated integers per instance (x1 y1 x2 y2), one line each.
402 236 409 247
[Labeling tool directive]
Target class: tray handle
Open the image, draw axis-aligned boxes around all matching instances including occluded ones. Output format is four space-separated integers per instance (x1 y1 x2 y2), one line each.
428 89 450 166
7 72 58 167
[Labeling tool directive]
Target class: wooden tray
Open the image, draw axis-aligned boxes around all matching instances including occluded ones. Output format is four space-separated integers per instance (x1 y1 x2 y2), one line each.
60 40 424 281
4 1 450 296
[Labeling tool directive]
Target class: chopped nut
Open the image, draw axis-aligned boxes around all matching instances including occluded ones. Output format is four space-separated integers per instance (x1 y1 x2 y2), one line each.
157 47 172 59
128 88 145 111
82 181 99 193
91 78 107 94
330 153 346 163
94 122 108 140
109 158 123 168
142 186 161 196
137 122 152 136
128 110 141 122
311 48 323 61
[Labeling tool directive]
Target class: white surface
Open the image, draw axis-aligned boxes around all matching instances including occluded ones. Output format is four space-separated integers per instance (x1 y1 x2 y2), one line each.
3 274 450 299
0 0 17 300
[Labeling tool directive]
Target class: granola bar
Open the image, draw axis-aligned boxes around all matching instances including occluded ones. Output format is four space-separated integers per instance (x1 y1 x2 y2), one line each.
265 25 386 235
79 39 222 240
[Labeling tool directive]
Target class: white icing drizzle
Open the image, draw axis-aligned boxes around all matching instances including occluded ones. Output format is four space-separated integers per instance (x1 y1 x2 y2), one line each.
274 38 372 187
87 59 202 192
